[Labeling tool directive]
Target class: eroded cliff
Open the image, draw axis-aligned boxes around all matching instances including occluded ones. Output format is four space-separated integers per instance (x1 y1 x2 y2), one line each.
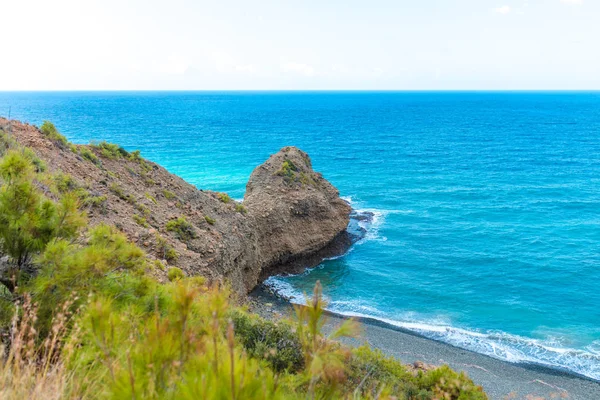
0 119 350 294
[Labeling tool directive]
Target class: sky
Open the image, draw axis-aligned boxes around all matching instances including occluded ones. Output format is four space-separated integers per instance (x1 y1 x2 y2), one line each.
1 0 598 90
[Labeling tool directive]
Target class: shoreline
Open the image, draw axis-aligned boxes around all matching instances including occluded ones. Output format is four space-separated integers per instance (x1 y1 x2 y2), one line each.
249 285 600 400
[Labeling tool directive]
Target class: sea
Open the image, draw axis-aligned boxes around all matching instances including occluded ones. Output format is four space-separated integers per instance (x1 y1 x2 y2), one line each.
1 91 599 380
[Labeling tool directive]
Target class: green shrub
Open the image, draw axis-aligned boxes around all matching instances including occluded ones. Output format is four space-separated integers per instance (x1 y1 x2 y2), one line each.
91 141 129 159
22 147 46 172
155 233 178 263
166 216 196 242
79 146 99 164
31 223 149 333
276 159 298 178
109 182 125 198
231 310 304 373
165 247 179 263
83 194 107 208
162 189 176 200
416 364 487 400
205 215 216 225
217 192 231 203
133 214 149 228
144 192 157 204
0 129 18 154
298 171 315 186
135 202 151 217
346 344 487 399
129 149 142 161
139 160 153 174
153 259 166 271
109 182 135 204
235 203 247 214
167 266 184 281
346 345 418 397
71 281 285 399
40 121 68 147
276 159 314 185
53 173 77 193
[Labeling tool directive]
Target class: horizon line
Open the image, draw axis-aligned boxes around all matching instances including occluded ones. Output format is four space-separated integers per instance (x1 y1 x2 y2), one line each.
1 89 600 93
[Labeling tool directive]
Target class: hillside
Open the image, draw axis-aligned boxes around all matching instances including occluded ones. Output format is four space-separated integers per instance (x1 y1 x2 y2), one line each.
0 118 350 295
0 118 487 399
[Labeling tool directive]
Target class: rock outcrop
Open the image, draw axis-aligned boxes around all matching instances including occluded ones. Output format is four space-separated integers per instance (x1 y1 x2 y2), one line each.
0 119 350 295
245 147 351 279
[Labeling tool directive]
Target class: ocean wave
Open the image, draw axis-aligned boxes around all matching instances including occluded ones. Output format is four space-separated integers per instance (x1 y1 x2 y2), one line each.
263 277 600 381
344 196 409 244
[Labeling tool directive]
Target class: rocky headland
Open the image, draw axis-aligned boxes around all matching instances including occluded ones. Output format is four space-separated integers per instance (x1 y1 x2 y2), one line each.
0 118 351 295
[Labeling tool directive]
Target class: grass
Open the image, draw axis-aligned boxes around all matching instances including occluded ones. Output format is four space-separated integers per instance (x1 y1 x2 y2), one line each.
0 295 84 400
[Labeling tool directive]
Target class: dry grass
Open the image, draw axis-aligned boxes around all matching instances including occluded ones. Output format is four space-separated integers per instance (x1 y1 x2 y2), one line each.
0 294 85 400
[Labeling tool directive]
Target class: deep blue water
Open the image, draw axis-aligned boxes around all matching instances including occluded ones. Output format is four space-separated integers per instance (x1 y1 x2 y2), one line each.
1 91 600 379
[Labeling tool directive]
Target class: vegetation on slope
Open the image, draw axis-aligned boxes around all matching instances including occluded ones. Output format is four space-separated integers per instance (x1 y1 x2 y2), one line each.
0 123 487 399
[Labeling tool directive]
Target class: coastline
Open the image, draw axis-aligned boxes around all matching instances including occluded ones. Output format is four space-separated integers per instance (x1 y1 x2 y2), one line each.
249 285 600 400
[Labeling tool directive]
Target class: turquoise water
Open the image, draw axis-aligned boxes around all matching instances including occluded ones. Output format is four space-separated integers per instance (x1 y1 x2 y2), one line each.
1 91 600 379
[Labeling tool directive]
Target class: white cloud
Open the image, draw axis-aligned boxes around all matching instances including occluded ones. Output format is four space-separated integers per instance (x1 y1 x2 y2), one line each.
281 62 316 77
493 5 512 14
560 0 583 4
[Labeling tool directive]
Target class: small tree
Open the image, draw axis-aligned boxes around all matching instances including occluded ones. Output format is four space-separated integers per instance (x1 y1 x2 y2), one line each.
0 150 85 291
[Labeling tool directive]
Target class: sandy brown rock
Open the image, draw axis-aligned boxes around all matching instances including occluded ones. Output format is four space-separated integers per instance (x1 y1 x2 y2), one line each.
245 146 351 278
0 119 350 295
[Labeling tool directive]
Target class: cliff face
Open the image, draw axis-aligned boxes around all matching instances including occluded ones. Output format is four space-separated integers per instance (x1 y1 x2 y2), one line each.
0 119 350 295
245 147 351 279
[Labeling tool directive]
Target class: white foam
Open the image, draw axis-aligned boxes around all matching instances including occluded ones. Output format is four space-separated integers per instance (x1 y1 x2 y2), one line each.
340 195 354 204
262 277 600 381
263 277 307 303
336 311 600 381
351 207 387 243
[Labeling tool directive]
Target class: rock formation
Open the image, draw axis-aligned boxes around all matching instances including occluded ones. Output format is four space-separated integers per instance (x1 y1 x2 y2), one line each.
245 146 351 279
0 119 351 295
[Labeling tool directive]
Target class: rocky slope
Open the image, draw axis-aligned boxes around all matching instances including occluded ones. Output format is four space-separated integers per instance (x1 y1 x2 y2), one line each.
0 118 350 295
